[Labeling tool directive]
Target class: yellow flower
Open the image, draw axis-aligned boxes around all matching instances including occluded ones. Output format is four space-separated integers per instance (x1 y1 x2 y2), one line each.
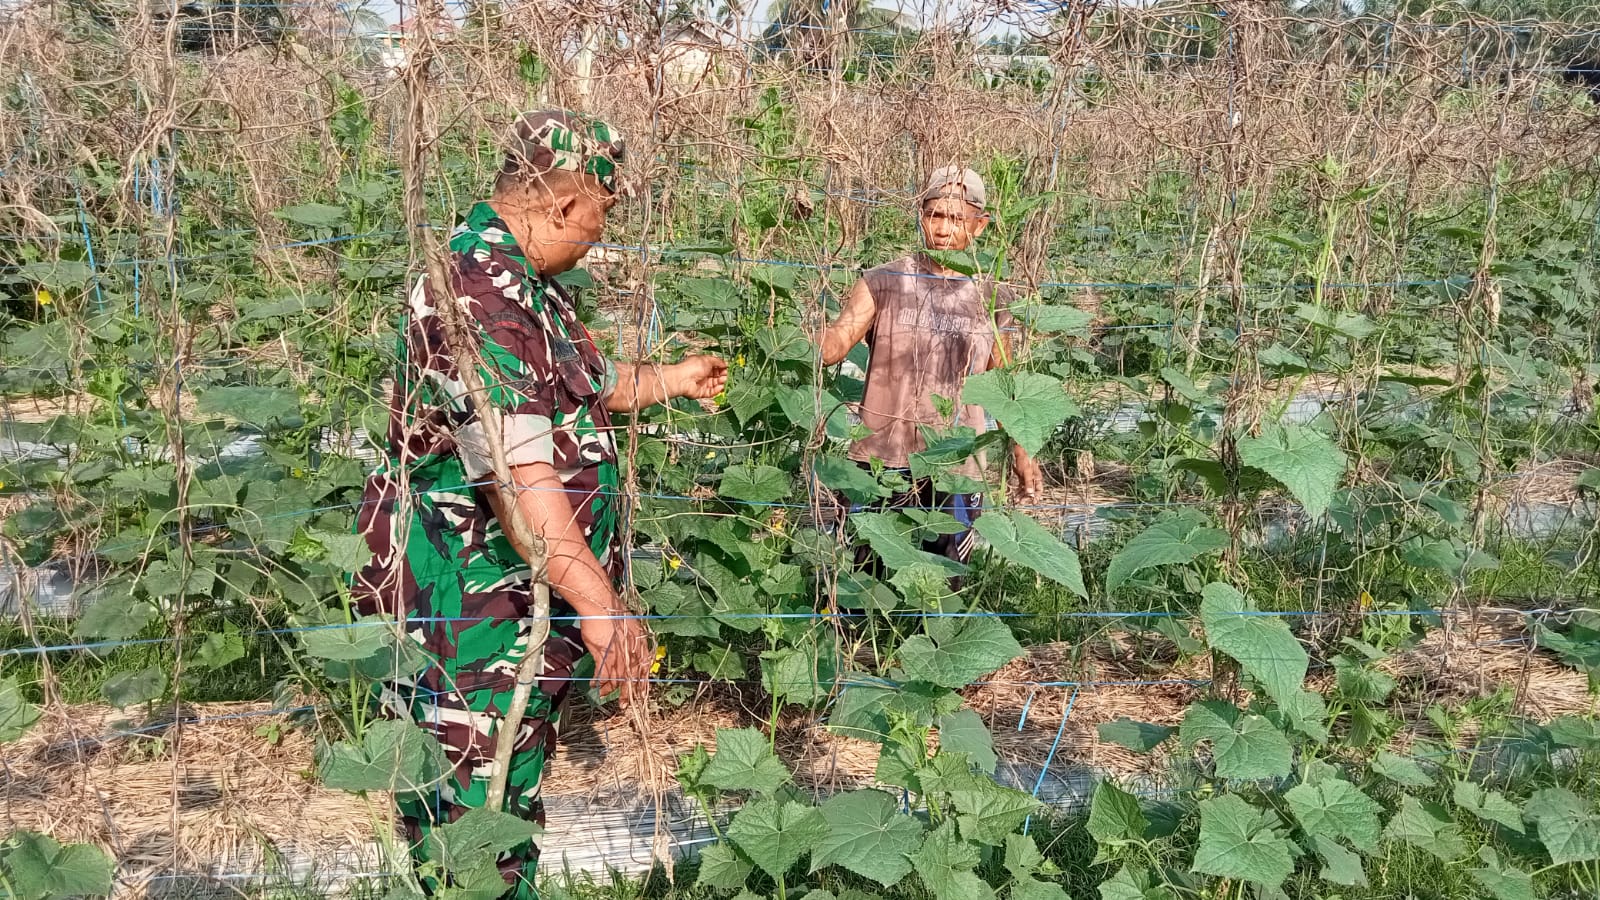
1359 589 1374 609
736 354 745 366
650 644 667 675
35 289 52 306
666 554 682 571
705 451 717 459
0 480 6 491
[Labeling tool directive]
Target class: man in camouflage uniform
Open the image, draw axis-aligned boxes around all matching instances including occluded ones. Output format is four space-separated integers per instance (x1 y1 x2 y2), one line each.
350 110 727 899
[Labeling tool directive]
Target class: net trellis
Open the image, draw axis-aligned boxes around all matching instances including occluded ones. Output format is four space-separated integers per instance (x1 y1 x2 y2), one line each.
3 0 1600 894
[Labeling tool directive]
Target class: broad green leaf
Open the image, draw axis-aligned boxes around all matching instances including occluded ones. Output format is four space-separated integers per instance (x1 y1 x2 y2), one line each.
1097 718 1174 753
1277 687 1330 743
809 789 922 886
719 465 791 504
1104 510 1228 595
728 797 828 879
696 842 754 891
1526 787 1600 864
191 623 246 671
300 616 393 661
1088 781 1149 845
973 510 1087 599
318 719 448 793
1 831 115 900
815 455 890 504
826 681 896 741
1179 700 1292 780
1191 795 1296 890
1199 582 1308 707
1310 835 1367 887
777 386 852 439
725 378 776 424
75 593 158 640
949 775 1041 845
194 385 301 429
1384 795 1468 861
677 276 742 310
0 677 41 742
425 808 540 873
274 202 346 229
911 821 995 900
897 616 1023 689
308 530 371 571
1236 424 1346 520
1098 865 1176 900
694 646 745 681
1452 780 1525 834
851 512 965 575
756 323 814 362
103 666 164 708
760 644 836 706
962 369 1077 457
1010 877 1071 900
703 727 790 795
1372 750 1433 788
1469 847 1535 900
1284 777 1381 853
1016 304 1093 336
937 709 998 773
1003 833 1052 879
1548 715 1600 749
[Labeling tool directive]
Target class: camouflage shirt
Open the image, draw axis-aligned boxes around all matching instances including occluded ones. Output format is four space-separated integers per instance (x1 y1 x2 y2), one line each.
352 201 622 663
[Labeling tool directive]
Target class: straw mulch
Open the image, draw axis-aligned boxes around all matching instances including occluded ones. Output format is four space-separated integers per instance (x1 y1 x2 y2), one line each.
0 703 394 895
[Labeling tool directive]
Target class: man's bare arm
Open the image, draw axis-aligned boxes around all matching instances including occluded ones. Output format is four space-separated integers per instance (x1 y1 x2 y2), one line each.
605 358 727 413
820 278 877 366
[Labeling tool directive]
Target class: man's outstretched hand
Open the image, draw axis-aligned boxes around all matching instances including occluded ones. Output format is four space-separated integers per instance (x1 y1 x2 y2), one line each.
670 355 729 400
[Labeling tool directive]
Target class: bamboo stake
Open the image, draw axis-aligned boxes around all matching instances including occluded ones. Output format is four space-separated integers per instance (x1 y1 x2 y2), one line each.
397 0 551 813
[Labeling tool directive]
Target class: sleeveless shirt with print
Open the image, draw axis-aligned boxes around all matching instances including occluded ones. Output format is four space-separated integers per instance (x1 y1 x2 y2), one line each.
849 254 1015 475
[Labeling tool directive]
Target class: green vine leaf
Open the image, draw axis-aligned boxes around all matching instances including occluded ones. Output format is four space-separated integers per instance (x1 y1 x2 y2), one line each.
1097 718 1174 753
1452 780 1525 834
1179 700 1292 780
696 842 754 892
1010 877 1071 900
962 369 1077 457
851 512 966 575
728 796 828 879
702 727 790 795
1384 795 1468 861
1191 794 1296 890
815 455 890 504
809 789 923 886
424 808 541 876
897 616 1023 689
1097 864 1176 900
0 830 115 900
973 510 1087 599
1088 781 1149 846
1372 750 1434 788
0 677 41 743
1235 423 1347 520
1104 510 1228 595
911 821 995 900
1198 582 1307 707
718 464 791 504
1284 777 1381 854
937 709 998 774
1525 787 1600 865
102 666 165 709
1308 835 1367 887
1468 847 1536 900
317 719 448 793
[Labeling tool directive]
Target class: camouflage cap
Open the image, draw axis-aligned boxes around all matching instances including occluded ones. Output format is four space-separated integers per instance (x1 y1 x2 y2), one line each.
502 110 625 194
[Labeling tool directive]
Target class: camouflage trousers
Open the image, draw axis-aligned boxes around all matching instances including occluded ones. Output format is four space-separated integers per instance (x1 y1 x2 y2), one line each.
376 609 587 900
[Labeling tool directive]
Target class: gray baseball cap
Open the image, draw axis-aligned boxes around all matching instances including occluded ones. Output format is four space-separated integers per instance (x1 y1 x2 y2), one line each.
919 165 986 208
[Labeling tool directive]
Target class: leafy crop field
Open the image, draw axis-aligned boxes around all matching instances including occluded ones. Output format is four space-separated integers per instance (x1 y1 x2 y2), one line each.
4 1 1600 898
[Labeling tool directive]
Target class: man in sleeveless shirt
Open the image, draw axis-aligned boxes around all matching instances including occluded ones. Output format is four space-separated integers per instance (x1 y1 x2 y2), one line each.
818 166 1043 570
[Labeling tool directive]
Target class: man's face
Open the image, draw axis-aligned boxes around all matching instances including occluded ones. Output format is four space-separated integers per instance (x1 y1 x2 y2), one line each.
920 196 988 253
535 181 617 275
